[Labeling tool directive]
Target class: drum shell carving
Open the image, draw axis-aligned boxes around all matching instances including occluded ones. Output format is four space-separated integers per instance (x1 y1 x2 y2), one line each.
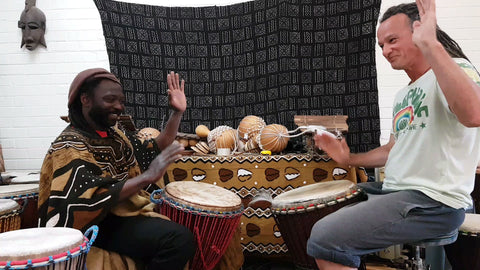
0 199 21 233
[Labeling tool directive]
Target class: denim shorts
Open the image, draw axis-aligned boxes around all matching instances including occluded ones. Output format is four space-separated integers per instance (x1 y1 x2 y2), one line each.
306 182 465 268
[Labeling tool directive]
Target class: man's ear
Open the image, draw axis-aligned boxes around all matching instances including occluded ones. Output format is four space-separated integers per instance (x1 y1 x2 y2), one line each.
80 93 91 106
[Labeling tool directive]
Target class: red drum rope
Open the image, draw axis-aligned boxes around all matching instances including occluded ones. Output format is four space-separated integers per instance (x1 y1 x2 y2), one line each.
159 203 241 270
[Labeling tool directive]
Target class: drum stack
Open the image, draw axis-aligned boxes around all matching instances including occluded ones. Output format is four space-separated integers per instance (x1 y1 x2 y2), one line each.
0 172 100 270
0 172 40 229
0 169 97 270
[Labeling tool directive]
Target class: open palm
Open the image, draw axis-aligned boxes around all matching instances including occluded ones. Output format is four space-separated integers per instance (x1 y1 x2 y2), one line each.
167 71 187 113
412 0 438 49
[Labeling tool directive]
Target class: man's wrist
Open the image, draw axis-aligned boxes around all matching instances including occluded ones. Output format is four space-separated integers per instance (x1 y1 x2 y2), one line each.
171 110 184 116
419 40 444 58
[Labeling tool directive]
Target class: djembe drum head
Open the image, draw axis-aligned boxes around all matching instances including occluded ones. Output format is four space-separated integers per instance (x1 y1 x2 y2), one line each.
0 226 95 269
164 181 242 212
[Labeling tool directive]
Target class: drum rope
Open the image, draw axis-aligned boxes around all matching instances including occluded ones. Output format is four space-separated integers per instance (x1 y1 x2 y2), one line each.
194 225 210 270
157 198 242 270
0 238 91 269
84 225 99 249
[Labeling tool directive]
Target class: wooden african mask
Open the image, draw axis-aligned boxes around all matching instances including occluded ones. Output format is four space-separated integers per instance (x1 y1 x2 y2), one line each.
18 5 46 51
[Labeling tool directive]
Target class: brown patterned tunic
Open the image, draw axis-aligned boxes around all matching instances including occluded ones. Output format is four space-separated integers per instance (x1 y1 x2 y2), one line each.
38 125 159 232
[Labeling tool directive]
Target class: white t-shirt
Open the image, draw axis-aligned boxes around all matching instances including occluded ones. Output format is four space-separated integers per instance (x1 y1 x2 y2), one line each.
383 58 480 209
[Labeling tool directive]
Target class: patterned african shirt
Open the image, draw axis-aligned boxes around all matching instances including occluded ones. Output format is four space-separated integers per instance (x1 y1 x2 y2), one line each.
38 125 159 232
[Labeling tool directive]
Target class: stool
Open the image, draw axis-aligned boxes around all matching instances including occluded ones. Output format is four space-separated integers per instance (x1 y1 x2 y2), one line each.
407 230 458 270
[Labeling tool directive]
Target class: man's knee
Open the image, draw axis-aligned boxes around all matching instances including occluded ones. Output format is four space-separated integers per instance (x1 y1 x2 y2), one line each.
172 225 196 259
149 223 196 269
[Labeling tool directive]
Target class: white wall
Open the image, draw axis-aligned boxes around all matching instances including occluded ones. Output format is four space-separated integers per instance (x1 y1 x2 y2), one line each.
376 0 480 144
1 0 479 170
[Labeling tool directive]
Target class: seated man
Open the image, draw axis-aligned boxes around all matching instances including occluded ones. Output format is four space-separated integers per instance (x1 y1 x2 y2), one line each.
308 0 480 269
38 68 195 270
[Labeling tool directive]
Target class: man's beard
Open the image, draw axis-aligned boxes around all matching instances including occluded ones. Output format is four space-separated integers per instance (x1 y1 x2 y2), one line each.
88 105 120 130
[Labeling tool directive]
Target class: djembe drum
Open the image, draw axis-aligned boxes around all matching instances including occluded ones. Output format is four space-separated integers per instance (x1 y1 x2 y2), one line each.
271 180 366 270
445 213 480 270
0 199 21 233
0 184 39 228
151 181 243 270
0 226 98 270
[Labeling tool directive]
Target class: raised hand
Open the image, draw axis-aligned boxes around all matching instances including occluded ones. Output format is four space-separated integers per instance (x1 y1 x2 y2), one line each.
145 141 184 183
314 133 351 165
166 71 187 113
412 0 438 50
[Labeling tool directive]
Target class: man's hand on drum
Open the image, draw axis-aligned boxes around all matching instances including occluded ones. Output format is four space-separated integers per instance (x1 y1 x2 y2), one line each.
167 71 187 113
145 141 184 183
314 133 351 165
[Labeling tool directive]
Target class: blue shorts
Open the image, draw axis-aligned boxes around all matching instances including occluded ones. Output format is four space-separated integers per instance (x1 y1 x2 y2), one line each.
306 182 465 268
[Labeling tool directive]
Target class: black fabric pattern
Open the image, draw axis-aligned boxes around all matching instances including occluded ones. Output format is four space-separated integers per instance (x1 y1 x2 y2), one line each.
93 0 381 152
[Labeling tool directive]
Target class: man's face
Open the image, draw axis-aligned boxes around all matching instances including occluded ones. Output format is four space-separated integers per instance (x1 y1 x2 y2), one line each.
18 7 46 51
85 80 125 130
377 14 423 70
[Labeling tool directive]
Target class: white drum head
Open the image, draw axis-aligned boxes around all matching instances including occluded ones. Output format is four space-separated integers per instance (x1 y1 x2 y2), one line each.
165 181 242 212
0 184 39 198
0 227 85 261
0 199 20 215
459 213 480 234
272 180 356 209
6 171 40 184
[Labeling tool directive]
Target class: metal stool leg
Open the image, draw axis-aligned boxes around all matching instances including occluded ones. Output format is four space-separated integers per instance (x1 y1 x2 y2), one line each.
414 245 425 270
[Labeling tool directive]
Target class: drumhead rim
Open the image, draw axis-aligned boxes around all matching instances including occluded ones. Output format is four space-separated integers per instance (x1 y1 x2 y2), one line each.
0 227 85 262
161 196 244 217
0 238 88 268
0 184 39 198
271 180 361 213
0 199 21 215
164 182 242 212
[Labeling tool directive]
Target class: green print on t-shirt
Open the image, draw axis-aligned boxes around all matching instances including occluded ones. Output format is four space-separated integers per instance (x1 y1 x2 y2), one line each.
393 87 429 119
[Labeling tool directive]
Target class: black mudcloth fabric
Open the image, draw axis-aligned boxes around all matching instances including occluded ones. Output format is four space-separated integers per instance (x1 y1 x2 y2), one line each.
93 0 381 152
